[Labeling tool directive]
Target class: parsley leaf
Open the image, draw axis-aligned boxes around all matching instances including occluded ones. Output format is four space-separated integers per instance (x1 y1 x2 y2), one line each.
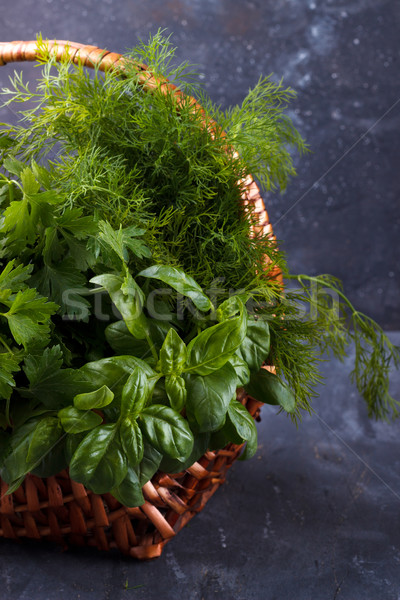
0 288 58 349
0 351 21 400
23 345 88 408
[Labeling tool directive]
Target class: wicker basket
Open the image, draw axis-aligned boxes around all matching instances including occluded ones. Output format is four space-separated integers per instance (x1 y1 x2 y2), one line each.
0 40 281 560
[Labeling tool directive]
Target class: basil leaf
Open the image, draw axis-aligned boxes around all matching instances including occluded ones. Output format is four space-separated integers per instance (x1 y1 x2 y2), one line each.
30 438 67 478
91 272 148 339
160 432 210 473
58 406 103 434
80 356 155 397
165 374 187 412
121 367 150 417
159 328 187 375
139 405 194 460
209 395 258 458
209 420 241 449
0 419 41 485
111 467 144 507
236 318 270 372
216 296 243 321
105 320 149 357
245 368 296 413
185 314 246 376
134 442 162 487
69 424 127 494
228 355 251 387
185 362 237 432
238 427 258 461
138 265 213 312
119 417 144 466
73 385 114 410
227 400 257 443
26 417 63 465
64 432 86 462
151 377 169 405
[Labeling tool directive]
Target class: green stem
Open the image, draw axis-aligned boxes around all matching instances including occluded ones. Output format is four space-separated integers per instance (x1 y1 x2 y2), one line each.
5 396 11 428
291 274 358 315
145 331 158 362
0 335 13 354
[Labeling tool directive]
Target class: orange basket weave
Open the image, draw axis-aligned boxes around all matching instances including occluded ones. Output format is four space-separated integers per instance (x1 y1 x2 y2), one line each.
0 40 281 560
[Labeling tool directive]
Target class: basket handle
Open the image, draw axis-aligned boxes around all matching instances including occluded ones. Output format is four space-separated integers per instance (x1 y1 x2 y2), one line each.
0 39 282 284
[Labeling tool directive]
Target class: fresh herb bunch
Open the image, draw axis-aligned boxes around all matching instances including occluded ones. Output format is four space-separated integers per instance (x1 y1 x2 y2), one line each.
0 33 398 505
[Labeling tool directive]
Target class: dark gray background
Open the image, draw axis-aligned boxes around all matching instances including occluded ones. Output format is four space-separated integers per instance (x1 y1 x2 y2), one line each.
0 2 399 599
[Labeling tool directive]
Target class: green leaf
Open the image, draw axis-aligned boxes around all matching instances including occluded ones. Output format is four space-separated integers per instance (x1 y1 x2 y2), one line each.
98 220 151 263
69 424 127 494
0 261 32 292
134 442 162 487
121 367 150 417
20 167 40 195
185 314 246 376
26 417 63 465
105 320 150 357
119 417 144 466
1 417 63 487
79 355 156 397
238 430 258 461
111 467 145 507
105 319 173 358
245 368 296 413
58 207 98 239
0 351 21 400
158 328 187 375
30 439 67 478
3 156 24 177
31 259 90 319
0 167 48 250
1 288 58 349
31 160 52 190
159 432 210 473
139 404 194 460
91 272 148 339
185 362 237 432
236 318 270 372
227 399 257 444
216 295 243 321
73 385 114 410
227 354 250 387
209 411 250 448
165 374 187 412
23 346 89 408
138 265 213 312
58 406 103 434
0 133 14 149
0 430 11 462
97 220 128 263
0 420 36 485
1 197 34 248
64 432 86 463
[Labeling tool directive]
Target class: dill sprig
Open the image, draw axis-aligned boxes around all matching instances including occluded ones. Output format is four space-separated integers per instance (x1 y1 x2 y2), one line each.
289 274 400 420
0 31 306 295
